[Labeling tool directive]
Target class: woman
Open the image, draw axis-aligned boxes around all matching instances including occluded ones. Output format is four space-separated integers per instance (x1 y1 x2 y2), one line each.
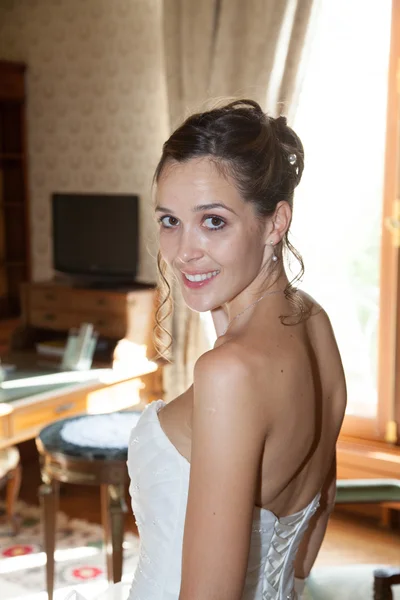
127 99 346 600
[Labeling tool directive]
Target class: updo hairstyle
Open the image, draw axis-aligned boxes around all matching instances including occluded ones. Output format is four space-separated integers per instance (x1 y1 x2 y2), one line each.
153 99 308 356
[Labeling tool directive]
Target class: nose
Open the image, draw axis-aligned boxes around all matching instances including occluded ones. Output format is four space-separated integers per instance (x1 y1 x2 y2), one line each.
176 228 204 264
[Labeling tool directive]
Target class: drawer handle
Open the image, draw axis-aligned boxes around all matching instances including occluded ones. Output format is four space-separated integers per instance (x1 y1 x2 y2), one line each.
55 402 74 414
44 313 56 321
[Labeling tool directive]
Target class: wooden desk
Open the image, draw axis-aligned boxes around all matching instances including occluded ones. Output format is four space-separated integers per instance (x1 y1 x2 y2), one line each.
0 355 163 449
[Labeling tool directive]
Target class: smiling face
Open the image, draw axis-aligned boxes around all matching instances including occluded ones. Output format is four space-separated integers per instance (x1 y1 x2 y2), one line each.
155 157 270 313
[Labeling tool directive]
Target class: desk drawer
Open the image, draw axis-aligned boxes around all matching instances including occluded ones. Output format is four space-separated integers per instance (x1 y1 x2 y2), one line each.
30 307 126 339
12 394 88 433
90 314 126 339
30 287 72 310
73 291 128 315
29 309 76 331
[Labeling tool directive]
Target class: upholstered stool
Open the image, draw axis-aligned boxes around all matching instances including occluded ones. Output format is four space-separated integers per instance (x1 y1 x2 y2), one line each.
0 446 21 534
36 410 141 600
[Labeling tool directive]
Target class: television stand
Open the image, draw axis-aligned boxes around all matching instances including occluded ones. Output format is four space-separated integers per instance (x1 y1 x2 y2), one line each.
13 280 159 363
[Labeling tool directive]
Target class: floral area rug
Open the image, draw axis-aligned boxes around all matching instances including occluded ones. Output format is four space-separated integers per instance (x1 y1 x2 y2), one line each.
0 501 139 599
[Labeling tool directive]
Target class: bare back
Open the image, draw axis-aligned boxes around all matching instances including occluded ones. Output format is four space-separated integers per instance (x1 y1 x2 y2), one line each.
158 292 346 518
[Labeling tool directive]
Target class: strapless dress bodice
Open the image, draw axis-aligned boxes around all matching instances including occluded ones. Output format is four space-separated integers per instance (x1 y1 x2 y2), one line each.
126 400 320 600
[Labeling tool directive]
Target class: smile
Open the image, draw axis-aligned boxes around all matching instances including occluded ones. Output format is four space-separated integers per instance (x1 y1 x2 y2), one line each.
183 270 220 282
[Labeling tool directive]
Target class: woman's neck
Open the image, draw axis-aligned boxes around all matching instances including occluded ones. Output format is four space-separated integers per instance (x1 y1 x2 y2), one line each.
210 270 290 339
224 269 289 323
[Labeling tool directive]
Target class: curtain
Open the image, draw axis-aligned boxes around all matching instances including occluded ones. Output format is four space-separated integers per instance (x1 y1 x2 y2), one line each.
161 0 320 399
162 0 220 129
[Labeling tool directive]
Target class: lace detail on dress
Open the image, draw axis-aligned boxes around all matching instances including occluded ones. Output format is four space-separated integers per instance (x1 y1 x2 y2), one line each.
262 499 320 600
262 514 304 599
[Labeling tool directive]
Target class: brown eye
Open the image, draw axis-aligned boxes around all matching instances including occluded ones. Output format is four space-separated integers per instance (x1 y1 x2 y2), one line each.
204 216 226 230
160 215 179 228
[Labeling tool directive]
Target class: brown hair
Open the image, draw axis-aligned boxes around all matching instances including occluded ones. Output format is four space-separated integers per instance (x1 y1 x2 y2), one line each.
153 99 308 356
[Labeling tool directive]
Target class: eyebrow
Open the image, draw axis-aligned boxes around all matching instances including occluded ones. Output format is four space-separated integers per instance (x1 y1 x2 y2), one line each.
155 202 237 215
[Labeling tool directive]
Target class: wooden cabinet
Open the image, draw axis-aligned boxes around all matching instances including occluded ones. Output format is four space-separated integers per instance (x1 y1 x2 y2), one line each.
15 280 158 361
0 61 30 319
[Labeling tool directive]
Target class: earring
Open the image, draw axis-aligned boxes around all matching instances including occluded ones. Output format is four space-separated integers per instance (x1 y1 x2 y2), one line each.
270 240 278 262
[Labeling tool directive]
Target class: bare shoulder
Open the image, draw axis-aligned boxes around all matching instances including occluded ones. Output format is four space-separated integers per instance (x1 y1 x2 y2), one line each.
195 342 252 380
193 343 267 424
296 289 325 318
195 338 283 385
194 343 256 400
299 290 347 405
296 290 340 346
299 291 340 345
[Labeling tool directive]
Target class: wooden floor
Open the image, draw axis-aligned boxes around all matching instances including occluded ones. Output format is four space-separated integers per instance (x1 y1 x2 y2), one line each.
13 441 400 568
315 510 400 567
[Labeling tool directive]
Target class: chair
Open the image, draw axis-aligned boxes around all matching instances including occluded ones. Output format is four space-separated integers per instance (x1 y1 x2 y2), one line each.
0 446 21 534
36 410 142 600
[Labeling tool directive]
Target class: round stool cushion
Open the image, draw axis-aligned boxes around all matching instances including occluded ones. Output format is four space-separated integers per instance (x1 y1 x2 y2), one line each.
0 446 20 478
38 411 142 461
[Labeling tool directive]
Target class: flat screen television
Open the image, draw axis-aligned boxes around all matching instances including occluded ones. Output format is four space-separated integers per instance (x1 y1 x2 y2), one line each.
52 193 139 284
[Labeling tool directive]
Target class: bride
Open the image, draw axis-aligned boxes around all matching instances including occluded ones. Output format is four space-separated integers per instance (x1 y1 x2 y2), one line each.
101 99 345 600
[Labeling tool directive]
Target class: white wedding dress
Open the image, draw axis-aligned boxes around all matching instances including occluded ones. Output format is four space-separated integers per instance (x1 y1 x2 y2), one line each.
125 400 320 600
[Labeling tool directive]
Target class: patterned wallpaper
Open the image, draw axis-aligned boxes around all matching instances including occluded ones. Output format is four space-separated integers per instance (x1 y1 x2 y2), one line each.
0 0 168 282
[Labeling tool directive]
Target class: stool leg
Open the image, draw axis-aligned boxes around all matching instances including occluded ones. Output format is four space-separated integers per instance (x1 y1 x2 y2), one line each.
6 464 21 535
101 483 126 583
39 480 59 600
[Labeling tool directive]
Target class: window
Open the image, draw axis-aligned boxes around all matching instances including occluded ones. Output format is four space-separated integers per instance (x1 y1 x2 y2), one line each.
292 0 395 440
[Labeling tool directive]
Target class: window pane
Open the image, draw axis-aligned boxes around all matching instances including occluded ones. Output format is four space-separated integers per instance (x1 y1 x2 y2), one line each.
291 0 392 417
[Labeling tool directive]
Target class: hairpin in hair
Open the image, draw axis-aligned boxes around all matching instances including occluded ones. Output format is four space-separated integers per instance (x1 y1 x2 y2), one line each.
288 153 297 165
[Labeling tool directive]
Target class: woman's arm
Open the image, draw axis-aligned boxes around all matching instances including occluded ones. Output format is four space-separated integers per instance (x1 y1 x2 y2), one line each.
294 452 337 580
179 348 266 600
